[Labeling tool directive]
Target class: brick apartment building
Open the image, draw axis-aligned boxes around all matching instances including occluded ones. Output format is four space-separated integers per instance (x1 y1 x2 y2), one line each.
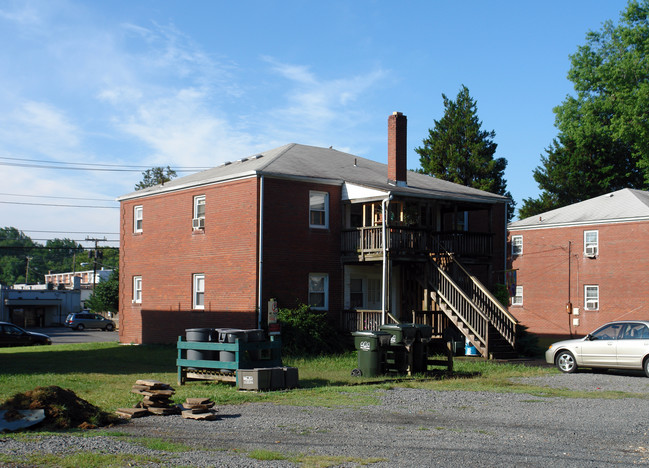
118 112 516 356
508 188 649 340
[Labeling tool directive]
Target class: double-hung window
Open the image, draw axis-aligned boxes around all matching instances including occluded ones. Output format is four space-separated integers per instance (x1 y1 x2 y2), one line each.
309 191 329 229
350 278 364 309
133 276 142 304
511 235 523 256
584 230 598 257
193 195 206 230
585 285 599 310
134 206 143 233
193 274 205 310
308 273 328 310
512 286 523 306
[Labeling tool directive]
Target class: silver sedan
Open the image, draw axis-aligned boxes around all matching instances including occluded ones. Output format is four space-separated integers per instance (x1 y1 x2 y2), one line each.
546 320 649 377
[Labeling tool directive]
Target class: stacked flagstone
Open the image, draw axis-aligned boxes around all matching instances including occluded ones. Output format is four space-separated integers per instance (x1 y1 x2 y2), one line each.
116 380 179 418
181 398 218 420
131 380 179 415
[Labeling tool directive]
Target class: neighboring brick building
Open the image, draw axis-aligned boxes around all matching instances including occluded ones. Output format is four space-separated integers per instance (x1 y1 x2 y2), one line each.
118 112 513 351
508 189 649 340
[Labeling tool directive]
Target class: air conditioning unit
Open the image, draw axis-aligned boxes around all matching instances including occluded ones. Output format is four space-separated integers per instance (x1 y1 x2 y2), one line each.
585 246 598 258
192 217 205 230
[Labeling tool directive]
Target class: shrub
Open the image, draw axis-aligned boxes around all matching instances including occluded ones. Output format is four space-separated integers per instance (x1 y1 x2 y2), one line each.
277 304 348 356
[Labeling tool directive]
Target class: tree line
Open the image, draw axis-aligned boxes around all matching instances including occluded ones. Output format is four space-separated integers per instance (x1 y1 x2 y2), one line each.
418 1 649 221
0 227 118 286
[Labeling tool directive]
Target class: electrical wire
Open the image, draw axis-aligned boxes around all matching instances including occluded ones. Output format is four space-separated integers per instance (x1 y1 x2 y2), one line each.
0 201 118 208
0 156 210 172
0 192 115 202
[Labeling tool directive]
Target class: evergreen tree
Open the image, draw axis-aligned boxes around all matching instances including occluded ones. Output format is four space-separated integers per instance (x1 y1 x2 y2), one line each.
520 1 649 218
416 85 513 220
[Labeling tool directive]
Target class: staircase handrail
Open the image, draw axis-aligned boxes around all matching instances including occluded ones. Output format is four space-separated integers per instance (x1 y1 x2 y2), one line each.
430 260 489 350
450 256 519 325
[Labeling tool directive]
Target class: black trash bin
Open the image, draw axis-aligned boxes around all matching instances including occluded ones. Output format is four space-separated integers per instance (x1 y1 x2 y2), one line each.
218 329 248 373
185 328 215 362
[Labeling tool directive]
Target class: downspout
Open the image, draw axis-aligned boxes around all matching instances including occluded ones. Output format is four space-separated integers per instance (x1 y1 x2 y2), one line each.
381 194 393 325
257 175 264 329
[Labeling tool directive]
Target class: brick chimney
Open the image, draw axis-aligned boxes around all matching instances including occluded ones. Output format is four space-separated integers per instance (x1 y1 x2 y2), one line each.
388 111 407 186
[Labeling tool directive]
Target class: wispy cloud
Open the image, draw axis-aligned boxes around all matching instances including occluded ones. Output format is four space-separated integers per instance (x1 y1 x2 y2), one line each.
259 56 388 144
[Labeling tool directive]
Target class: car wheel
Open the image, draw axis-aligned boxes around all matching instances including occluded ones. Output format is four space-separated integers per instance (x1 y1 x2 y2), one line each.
556 350 577 373
105 324 114 332
644 358 649 378
76 324 85 331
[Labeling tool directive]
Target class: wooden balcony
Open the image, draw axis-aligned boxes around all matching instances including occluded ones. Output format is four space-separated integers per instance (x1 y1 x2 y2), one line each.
341 227 493 260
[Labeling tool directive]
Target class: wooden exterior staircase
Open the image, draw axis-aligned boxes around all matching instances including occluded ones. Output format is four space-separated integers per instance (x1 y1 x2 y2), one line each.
424 253 518 359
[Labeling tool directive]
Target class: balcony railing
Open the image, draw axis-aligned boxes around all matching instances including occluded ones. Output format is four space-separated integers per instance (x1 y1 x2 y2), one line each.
341 227 493 258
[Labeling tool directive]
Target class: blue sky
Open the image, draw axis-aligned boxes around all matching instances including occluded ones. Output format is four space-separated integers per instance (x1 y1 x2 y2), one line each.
0 0 629 248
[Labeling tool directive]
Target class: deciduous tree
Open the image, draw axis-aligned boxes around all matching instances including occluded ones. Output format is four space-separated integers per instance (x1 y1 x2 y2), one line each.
520 1 649 218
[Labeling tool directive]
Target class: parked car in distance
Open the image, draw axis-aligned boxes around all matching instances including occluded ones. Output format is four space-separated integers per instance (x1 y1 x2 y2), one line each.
65 312 115 331
546 320 649 377
0 322 52 347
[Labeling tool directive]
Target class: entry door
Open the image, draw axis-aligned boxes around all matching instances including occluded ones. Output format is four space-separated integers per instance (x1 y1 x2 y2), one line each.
580 323 621 366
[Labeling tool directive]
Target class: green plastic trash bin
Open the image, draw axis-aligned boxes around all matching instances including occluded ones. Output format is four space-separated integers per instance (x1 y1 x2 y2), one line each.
379 323 418 346
352 331 391 377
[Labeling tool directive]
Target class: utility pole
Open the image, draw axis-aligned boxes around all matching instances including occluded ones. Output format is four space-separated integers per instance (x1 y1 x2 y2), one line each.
86 237 107 290
25 256 32 284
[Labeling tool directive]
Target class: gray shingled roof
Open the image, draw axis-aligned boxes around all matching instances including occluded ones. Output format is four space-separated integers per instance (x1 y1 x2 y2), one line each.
509 188 649 230
118 143 508 204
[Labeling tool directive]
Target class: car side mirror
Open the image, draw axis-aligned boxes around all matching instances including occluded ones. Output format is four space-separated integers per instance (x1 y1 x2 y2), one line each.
586 334 594 341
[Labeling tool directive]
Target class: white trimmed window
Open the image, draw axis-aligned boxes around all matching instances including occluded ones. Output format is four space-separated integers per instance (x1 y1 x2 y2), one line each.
585 285 599 310
584 230 598 257
511 235 523 256
309 191 329 229
512 285 523 306
192 195 206 230
133 276 142 304
134 206 143 233
193 274 205 310
308 273 328 310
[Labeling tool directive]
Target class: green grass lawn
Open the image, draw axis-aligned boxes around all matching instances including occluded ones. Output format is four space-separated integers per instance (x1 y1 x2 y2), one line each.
0 342 560 412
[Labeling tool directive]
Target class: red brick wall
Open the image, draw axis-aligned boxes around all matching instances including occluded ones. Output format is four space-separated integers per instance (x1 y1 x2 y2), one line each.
119 177 259 344
261 177 343 323
509 221 649 339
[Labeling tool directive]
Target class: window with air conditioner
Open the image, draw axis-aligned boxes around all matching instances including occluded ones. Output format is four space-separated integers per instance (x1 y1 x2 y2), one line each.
193 273 205 310
585 285 599 310
584 230 598 257
133 206 143 233
193 195 206 230
511 235 523 256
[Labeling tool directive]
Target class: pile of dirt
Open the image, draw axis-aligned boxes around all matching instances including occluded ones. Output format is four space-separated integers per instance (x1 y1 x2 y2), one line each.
0 386 119 430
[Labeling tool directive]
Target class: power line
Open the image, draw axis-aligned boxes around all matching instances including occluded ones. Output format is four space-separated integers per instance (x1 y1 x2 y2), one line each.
0 156 210 172
0 192 116 202
18 229 119 235
0 243 119 249
0 201 119 208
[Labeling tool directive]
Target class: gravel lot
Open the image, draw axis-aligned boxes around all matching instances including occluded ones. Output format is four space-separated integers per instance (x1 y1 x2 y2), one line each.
3 371 649 467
